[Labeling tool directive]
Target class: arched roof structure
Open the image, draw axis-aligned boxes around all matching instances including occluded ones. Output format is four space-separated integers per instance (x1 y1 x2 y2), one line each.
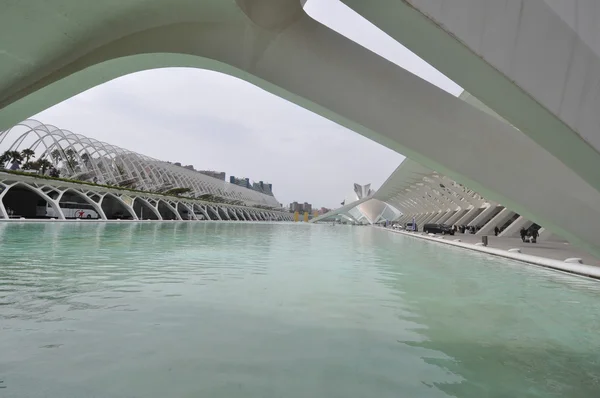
0 120 281 209
1 1 600 257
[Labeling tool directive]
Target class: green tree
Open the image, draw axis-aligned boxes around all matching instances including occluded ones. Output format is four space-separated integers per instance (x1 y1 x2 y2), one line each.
63 148 79 172
36 158 53 175
164 187 192 196
7 151 23 163
22 161 39 170
0 151 10 167
50 149 62 163
21 148 35 163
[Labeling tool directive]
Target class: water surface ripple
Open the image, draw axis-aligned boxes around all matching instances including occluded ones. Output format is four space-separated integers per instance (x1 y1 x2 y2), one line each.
0 223 599 397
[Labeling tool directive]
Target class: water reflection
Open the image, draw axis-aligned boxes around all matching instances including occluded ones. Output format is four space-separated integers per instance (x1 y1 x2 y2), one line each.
1 223 599 397
370 227 600 397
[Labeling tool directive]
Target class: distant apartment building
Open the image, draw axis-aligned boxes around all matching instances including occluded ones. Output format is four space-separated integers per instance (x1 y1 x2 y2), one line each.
231 176 274 195
303 202 312 214
289 201 312 213
170 163 226 181
252 181 273 196
230 176 251 189
198 170 226 181
289 201 300 212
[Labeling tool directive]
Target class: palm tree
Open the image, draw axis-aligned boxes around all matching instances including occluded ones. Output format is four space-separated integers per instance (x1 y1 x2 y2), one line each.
36 159 53 175
0 151 10 168
21 148 35 163
22 161 38 171
7 151 22 163
50 149 62 163
63 148 79 172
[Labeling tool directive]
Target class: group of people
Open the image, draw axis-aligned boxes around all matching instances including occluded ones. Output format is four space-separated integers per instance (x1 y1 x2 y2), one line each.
520 227 539 243
456 225 479 234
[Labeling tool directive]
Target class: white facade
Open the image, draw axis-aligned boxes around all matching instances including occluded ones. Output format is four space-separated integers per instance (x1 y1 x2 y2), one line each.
0 172 292 222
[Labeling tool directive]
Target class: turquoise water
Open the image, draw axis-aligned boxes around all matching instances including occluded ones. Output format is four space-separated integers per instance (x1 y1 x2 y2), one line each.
1 223 600 397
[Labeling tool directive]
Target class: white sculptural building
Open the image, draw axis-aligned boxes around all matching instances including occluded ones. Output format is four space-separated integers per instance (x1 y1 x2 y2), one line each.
339 184 401 225
0 120 291 222
0 120 281 209
1 1 599 257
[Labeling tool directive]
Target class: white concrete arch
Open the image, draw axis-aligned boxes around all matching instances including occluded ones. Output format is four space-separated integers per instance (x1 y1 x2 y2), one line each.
156 199 181 220
2 1 600 255
133 197 162 220
57 188 107 220
192 204 210 221
207 205 222 221
100 193 138 220
0 181 65 220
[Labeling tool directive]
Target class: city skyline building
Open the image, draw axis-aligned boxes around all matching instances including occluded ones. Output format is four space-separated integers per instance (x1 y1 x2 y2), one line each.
198 170 226 181
289 201 313 214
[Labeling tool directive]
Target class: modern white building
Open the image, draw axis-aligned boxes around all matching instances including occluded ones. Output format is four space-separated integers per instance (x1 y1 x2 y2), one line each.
0 1 599 257
0 120 282 209
340 184 401 225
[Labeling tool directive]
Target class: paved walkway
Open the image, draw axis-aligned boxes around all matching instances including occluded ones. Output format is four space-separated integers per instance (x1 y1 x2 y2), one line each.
446 233 600 267
381 227 600 268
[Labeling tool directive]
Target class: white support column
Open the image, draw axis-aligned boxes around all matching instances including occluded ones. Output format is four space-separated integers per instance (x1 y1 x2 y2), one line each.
194 204 210 221
181 203 196 220
209 206 222 220
444 208 469 226
227 208 238 220
102 193 139 220
429 209 452 224
421 212 442 225
498 216 533 238
0 182 66 220
236 209 246 221
454 206 483 226
476 209 516 236
411 214 425 225
437 210 458 225
219 207 230 220
468 205 500 227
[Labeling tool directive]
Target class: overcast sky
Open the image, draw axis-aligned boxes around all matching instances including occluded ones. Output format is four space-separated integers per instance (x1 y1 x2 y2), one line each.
33 0 461 209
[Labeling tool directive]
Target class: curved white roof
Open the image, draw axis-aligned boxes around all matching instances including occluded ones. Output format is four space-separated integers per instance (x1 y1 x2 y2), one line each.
0 119 281 208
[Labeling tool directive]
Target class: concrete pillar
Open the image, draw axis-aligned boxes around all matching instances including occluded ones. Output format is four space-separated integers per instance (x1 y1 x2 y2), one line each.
444 208 469 226
454 206 482 226
468 205 500 227
421 212 441 225
476 209 516 236
428 210 450 224
436 210 457 225
498 216 533 238
398 215 410 224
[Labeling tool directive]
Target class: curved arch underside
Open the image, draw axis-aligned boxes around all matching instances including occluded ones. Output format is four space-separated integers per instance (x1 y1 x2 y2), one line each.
1 0 600 257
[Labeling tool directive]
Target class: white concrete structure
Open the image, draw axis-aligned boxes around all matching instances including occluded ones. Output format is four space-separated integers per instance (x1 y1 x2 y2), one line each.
0 172 292 222
338 183 400 224
1 1 600 257
0 120 281 209
316 158 563 246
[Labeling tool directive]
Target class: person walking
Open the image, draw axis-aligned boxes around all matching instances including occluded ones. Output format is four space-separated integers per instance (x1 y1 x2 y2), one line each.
494 226 500 236
531 228 539 243
520 227 527 242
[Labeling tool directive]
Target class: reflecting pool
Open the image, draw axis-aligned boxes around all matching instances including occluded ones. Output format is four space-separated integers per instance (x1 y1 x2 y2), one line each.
1 222 599 397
